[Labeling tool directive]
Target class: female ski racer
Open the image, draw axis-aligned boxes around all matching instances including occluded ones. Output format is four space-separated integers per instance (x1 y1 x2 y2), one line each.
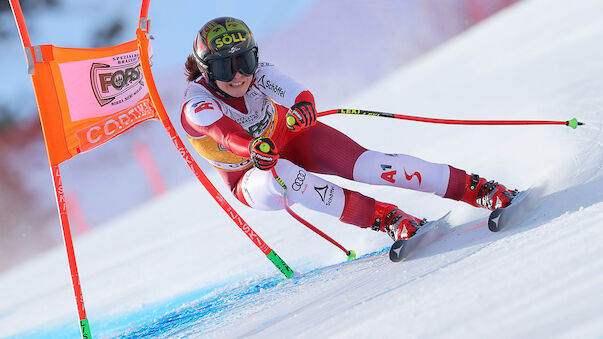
181 17 516 242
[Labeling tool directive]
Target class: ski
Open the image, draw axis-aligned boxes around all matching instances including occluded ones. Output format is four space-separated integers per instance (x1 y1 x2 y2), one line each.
488 189 532 232
389 212 451 262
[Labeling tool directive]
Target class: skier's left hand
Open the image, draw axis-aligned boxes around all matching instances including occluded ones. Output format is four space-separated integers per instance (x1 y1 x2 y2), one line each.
286 101 317 132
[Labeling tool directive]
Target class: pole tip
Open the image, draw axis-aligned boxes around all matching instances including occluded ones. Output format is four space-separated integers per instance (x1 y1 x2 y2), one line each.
567 118 583 129
346 250 357 261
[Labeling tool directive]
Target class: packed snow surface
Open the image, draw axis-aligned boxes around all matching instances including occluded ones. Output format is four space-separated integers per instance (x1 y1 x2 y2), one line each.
1 0 602 337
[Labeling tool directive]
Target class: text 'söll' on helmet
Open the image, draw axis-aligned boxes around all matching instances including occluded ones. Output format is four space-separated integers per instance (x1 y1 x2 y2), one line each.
193 17 258 76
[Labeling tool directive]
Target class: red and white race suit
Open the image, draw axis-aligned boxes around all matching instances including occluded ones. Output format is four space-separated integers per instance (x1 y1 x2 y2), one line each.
181 62 468 228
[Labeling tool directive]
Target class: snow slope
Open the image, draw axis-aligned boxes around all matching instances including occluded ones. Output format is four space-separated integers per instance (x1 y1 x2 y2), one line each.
1 0 602 337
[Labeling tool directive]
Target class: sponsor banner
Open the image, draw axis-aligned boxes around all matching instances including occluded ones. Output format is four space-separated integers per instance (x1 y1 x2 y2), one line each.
75 96 155 152
58 50 147 121
29 39 159 164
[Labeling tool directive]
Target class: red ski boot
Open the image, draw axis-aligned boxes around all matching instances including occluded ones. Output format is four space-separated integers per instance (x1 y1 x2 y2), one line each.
461 174 517 210
371 202 426 241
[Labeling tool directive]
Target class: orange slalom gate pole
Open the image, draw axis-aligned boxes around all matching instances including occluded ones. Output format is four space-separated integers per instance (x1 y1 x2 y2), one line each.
51 165 91 338
8 0 31 47
135 4 293 278
9 1 92 338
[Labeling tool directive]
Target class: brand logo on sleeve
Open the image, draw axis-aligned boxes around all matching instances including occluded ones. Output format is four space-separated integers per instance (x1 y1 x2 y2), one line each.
193 101 215 113
256 75 286 98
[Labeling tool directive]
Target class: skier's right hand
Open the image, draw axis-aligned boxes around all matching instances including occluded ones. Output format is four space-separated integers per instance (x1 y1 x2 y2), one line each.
249 137 279 170
286 101 317 132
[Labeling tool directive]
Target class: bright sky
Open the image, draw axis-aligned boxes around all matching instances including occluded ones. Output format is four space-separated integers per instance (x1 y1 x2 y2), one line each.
0 0 316 120
147 0 315 74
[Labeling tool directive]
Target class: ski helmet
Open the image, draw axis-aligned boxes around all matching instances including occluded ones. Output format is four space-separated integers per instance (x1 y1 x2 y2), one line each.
193 17 259 83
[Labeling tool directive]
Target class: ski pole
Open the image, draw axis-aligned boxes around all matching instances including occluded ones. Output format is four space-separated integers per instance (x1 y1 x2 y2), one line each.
270 168 356 260
317 109 584 129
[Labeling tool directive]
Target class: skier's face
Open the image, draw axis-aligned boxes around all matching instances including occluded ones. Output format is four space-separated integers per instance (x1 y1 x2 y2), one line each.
215 72 252 97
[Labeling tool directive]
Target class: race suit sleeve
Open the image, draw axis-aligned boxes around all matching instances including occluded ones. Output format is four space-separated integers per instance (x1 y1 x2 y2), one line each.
253 62 316 108
182 98 253 158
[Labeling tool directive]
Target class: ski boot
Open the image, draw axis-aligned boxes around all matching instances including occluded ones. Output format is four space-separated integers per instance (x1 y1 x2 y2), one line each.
371 202 426 241
461 174 518 210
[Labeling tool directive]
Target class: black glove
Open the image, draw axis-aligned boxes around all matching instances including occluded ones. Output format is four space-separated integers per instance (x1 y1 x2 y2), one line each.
249 137 279 170
286 101 317 132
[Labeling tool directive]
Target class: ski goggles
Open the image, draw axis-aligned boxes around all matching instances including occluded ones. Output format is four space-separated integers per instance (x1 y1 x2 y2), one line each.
208 48 258 82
